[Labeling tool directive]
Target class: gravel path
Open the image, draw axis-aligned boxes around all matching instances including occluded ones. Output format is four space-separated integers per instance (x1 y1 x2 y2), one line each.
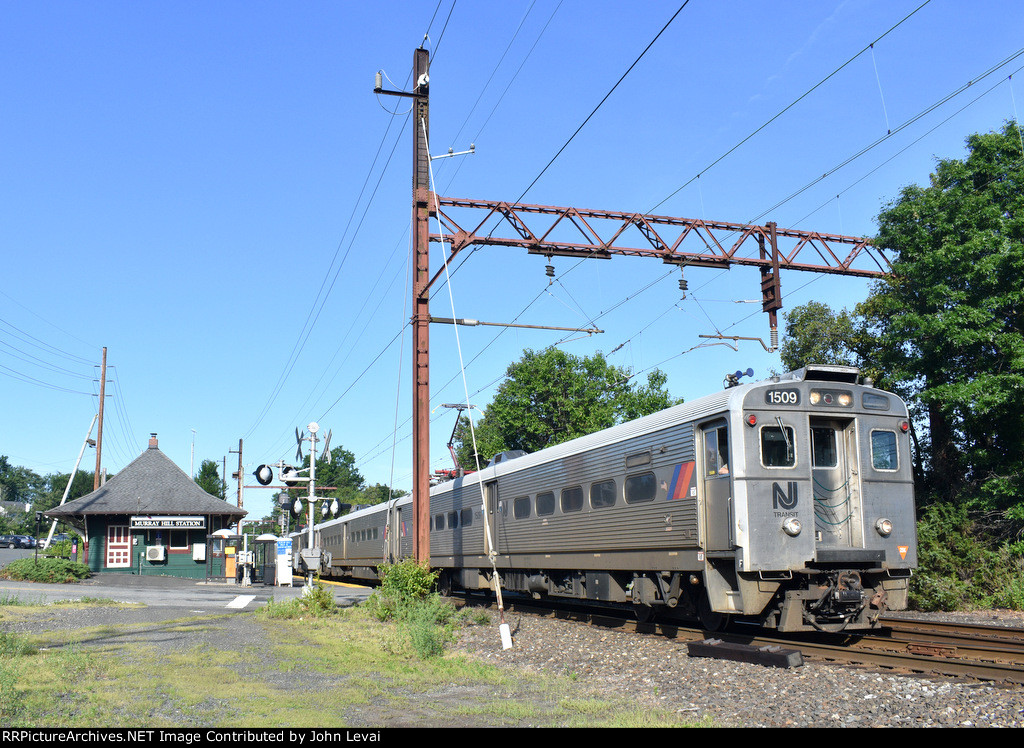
449 607 1024 728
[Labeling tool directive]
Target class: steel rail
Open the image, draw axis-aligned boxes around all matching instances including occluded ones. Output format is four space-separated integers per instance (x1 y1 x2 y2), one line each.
480 597 1024 684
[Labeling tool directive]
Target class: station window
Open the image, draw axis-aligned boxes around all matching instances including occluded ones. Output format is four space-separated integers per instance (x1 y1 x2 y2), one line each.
590 479 616 508
624 472 657 504
169 530 188 550
761 425 796 467
561 486 584 513
513 496 531 519
871 430 899 471
811 427 838 468
536 491 555 516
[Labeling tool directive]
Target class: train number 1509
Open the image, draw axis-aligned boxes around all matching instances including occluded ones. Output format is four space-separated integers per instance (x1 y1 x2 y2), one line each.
765 388 800 405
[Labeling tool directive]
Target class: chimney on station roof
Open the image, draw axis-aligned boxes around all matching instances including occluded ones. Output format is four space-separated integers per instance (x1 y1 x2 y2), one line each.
149 433 158 449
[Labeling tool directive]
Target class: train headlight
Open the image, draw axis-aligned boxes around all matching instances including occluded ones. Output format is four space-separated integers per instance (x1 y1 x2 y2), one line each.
875 518 893 537
782 517 802 536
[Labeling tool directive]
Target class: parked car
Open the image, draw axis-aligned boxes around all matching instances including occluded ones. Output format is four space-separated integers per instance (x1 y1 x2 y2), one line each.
0 534 32 548
40 533 72 549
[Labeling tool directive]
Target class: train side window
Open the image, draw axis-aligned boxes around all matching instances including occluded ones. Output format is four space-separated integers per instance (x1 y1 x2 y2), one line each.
624 472 657 504
811 427 838 468
704 426 730 476
561 486 584 513
536 491 555 516
447 511 458 529
460 507 473 526
513 496 531 519
434 513 444 531
871 430 899 471
590 479 616 508
761 426 796 467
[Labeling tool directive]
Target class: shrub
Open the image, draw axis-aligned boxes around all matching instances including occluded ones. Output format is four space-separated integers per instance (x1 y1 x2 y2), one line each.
911 502 1024 611
0 558 90 584
258 578 337 619
364 560 482 658
367 559 438 622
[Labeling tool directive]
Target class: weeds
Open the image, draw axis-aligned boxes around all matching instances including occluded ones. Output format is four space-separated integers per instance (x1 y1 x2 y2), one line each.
364 560 484 658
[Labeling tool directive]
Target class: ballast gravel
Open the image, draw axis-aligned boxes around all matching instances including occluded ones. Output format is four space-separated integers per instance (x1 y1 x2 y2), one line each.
449 607 1024 728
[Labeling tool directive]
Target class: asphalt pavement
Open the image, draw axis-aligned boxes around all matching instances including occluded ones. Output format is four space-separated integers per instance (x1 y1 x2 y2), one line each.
0 547 372 612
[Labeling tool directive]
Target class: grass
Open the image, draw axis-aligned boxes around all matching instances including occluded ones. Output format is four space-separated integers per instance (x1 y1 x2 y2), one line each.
0 598 710 727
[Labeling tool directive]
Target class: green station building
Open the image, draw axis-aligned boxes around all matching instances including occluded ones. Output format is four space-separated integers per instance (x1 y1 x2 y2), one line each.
45 434 246 579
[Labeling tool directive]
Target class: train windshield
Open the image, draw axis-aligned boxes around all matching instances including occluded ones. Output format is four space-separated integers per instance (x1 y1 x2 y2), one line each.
761 425 795 467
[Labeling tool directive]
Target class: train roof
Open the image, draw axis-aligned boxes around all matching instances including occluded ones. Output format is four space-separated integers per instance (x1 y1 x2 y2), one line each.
430 365 899 493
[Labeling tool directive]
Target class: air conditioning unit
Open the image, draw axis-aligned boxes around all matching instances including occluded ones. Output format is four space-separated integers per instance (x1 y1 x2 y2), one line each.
146 545 165 562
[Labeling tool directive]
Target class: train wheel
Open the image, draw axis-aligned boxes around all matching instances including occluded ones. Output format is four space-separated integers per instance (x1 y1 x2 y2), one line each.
437 569 453 597
633 602 656 624
697 592 727 631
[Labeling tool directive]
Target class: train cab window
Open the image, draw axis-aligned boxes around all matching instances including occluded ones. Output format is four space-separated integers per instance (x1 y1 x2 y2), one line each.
536 491 555 516
561 486 584 513
761 425 796 467
704 426 730 477
513 496 531 519
871 430 899 471
624 472 657 504
811 427 838 468
460 507 473 526
447 511 458 529
590 479 616 508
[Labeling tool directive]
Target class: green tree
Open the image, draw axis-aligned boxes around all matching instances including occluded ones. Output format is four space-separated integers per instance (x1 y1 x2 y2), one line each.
861 120 1024 508
301 445 365 505
779 301 858 372
195 459 226 499
360 483 408 507
0 456 43 505
453 348 678 467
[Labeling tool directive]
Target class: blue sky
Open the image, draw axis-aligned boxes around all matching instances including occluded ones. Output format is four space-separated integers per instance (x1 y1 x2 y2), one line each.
3 0 1022 523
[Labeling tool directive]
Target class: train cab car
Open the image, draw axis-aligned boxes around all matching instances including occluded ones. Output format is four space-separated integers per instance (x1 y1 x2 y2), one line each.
705 365 916 631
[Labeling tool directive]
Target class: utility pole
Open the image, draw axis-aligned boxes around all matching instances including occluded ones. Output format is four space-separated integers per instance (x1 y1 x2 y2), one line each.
94 347 106 490
377 46 432 564
229 439 243 532
411 47 431 565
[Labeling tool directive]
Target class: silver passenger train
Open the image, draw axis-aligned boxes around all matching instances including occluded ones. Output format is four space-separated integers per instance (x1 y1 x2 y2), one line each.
293 365 917 633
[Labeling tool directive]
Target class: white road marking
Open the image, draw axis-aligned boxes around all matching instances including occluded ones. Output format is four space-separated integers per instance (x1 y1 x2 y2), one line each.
226 595 256 609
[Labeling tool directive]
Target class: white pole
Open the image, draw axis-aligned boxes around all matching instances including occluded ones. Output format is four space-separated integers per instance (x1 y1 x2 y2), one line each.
45 414 98 549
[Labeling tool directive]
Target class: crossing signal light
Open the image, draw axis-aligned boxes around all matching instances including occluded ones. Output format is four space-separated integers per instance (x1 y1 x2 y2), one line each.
281 466 301 487
254 465 274 486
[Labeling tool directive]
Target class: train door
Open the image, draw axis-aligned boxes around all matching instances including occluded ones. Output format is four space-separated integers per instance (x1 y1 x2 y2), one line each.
700 420 732 551
484 480 500 557
386 505 401 563
810 417 862 550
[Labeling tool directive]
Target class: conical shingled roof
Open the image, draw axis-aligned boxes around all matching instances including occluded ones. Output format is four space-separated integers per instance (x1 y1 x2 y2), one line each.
46 438 245 519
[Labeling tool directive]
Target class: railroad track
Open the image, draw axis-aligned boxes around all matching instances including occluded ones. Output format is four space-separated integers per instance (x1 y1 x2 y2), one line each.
474 596 1024 685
